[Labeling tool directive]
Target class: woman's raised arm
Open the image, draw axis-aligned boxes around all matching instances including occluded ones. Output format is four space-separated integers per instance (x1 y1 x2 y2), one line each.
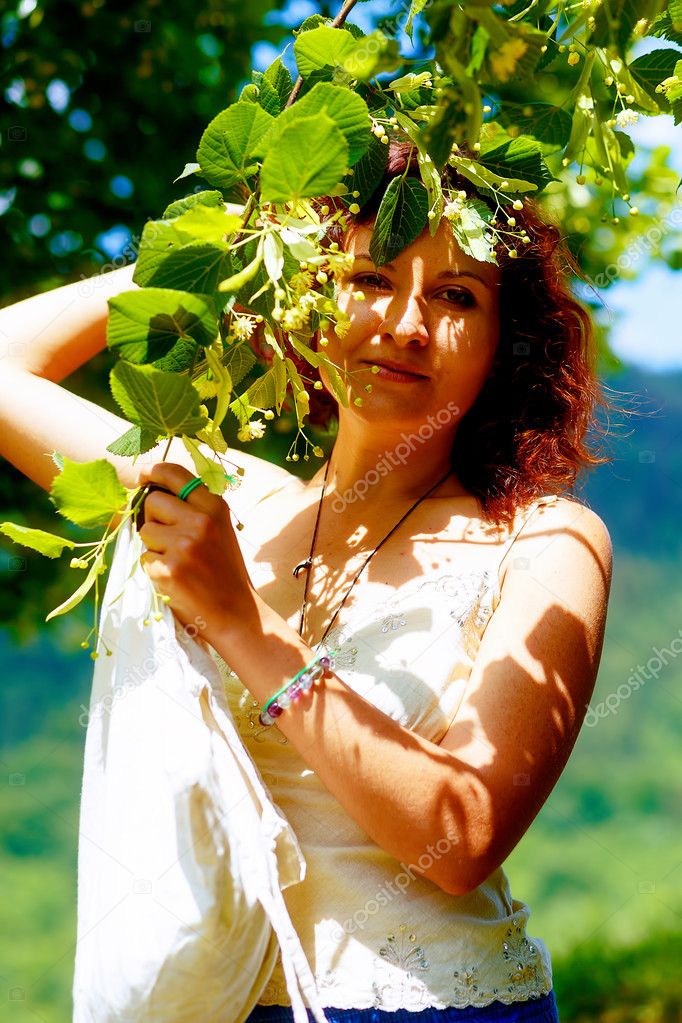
0 265 294 502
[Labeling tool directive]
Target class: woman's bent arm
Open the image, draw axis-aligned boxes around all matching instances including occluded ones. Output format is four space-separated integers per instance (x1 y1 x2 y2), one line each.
0 264 136 382
0 265 295 500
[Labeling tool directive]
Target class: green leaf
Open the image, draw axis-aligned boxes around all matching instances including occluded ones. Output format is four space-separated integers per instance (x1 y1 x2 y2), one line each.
134 205 240 292
477 137 555 192
223 341 258 388
46 549 107 622
343 32 402 81
196 103 275 188
229 367 278 425
266 82 371 166
50 458 128 529
563 90 594 165
263 57 294 110
467 26 489 75
427 57 482 166
272 355 288 415
651 10 682 47
369 176 429 266
217 236 264 293
294 26 357 79
284 357 310 427
182 437 230 495
109 362 208 437
405 0 429 40
630 47 682 111
293 14 329 36
135 241 235 296
260 113 349 203
106 426 160 458
606 54 660 114
0 522 76 559
451 202 497 264
496 104 573 148
257 75 282 117
450 155 537 194
163 190 223 220
107 288 218 364
168 204 242 240
173 162 200 183
343 133 388 207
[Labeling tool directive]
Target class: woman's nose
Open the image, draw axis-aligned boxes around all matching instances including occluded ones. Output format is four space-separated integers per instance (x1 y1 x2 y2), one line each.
380 291 430 347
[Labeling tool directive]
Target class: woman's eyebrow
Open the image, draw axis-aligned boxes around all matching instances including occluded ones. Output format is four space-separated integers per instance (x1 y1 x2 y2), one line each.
351 255 492 290
436 269 492 289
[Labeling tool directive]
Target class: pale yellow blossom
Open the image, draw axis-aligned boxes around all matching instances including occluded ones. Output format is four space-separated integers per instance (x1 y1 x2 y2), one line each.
490 39 528 83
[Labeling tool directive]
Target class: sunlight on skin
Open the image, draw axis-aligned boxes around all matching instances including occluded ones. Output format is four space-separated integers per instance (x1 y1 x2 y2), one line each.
311 219 502 506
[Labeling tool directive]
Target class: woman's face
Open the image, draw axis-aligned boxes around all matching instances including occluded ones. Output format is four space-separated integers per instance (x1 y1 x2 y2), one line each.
319 216 501 435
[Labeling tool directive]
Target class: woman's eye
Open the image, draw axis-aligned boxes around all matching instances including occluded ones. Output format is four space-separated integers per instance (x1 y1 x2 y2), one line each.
438 288 475 307
353 273 388 289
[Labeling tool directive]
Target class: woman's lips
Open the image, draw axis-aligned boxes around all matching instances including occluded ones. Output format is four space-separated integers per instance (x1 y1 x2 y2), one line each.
362 361 429 383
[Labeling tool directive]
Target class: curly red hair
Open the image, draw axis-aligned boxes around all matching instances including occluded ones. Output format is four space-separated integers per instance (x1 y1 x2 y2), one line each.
278 139 617 528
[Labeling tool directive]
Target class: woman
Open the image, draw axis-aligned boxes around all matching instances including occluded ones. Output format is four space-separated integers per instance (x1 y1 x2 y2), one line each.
0 142 613 1023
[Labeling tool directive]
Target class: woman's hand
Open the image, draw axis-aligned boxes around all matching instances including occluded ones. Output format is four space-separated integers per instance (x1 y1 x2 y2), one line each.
135 462 255 645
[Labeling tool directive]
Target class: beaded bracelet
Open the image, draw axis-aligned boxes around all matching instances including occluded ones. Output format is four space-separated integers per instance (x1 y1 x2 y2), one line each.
258 649 338 727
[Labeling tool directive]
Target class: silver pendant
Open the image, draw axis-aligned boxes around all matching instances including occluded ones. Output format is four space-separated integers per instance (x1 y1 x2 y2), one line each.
292 557 312 578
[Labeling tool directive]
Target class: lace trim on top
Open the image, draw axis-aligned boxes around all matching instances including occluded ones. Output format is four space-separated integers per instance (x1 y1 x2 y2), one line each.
256 916 552 1010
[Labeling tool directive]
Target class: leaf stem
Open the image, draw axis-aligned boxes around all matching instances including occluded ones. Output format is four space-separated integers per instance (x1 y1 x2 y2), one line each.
285 0 361 109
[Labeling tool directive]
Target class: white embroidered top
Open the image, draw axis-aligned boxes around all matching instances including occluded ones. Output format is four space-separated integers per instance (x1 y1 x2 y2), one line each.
210 493 560 1011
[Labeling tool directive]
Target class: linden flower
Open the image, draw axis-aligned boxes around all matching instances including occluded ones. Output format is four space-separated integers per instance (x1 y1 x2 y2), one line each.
443 200 463 220
237 419 266 442
616 109 639 128
231 315 255 341
490 39 528 83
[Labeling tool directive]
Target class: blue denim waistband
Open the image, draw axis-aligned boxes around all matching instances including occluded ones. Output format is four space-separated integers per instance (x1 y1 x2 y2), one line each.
244 989 560 1023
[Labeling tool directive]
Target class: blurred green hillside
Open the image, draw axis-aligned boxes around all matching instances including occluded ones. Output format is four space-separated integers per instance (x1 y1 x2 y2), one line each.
1 364 681 1021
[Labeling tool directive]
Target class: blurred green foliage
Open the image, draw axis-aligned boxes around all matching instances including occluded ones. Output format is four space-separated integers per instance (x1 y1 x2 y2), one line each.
0 0 291 296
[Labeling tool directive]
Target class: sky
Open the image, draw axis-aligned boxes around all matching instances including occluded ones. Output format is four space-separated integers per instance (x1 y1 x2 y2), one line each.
593 115 682 373
252 7 682 375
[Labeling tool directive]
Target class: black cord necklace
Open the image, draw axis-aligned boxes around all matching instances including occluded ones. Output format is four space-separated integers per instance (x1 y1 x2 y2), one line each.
293 457 452 650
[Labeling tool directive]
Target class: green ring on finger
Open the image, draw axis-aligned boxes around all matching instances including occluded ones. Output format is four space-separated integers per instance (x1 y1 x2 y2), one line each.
177 476 205 502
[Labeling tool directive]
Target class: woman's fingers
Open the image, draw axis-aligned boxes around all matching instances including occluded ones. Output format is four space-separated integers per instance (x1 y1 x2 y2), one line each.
138 521 169 553
137 462 215 518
